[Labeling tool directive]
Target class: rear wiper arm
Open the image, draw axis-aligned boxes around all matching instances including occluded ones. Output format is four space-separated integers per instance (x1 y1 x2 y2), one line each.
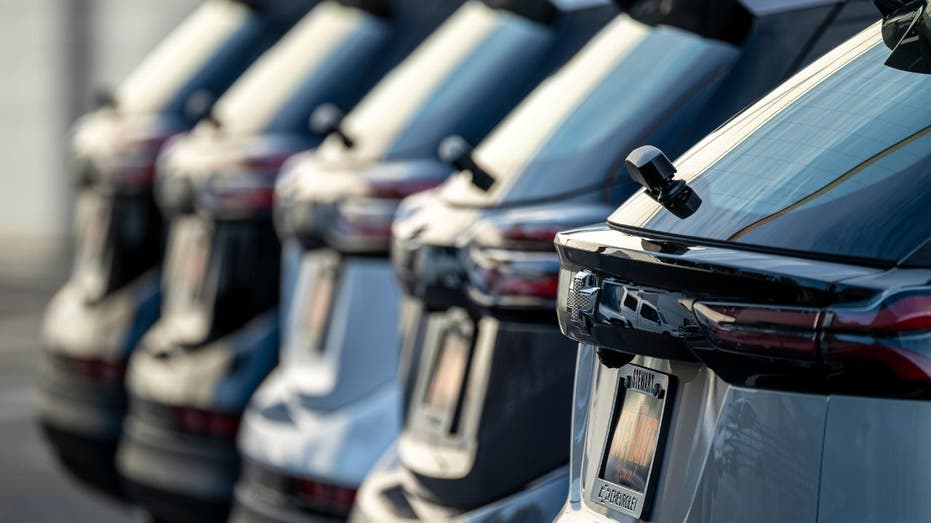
438 135 496 191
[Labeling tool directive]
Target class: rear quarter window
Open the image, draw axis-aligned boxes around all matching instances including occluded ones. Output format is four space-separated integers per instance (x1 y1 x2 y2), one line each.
609 26 931 264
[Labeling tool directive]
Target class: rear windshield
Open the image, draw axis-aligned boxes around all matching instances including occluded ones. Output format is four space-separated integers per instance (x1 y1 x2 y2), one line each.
440 16 737 207
609 25 931 264
115 1 253 113
213 2 384 134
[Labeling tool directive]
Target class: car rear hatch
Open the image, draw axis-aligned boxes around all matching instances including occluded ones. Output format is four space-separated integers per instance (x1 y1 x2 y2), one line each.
558 20 931 393
554 18 931 521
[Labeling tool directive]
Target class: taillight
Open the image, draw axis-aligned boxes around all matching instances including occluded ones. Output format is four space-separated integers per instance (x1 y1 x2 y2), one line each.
464 204 613 308
171 406 240 438
67 356 126 382
274 156 450 252
693 289 931 394
329 197 398 249
198 170 278 218
96 133 179 190
280 181 440 254
823 292 931 383
293 478 357 517
365 178 441 200
692 303 820 359
466 248 562 304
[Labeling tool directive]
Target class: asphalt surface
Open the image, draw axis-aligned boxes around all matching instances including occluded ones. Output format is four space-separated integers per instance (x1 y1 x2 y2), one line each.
0 251 144 523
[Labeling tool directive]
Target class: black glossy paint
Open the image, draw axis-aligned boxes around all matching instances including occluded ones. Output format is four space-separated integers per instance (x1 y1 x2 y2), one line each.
382 1 881 517
610 34 931 265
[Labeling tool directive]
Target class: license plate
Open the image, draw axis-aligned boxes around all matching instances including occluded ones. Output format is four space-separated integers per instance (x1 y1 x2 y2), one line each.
418 314 474 435
591 365 673 519
164 217 212 314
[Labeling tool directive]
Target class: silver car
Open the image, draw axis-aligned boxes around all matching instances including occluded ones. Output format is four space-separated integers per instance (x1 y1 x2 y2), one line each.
233 0 618 520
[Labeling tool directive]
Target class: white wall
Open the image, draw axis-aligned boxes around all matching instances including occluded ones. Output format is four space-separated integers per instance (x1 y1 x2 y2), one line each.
90 0 200 91
0 0 199 247
0 0 66 241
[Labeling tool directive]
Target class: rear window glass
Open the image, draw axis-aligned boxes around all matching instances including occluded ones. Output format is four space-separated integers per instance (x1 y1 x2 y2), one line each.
213 3 384 134
115 1 252 113
609 26 931 263
439 16 738 207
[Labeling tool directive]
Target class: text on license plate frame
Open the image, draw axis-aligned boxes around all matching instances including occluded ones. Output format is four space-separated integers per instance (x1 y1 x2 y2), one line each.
591 364 674 519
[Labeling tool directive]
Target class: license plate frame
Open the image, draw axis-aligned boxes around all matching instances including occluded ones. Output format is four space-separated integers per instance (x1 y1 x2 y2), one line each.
590 364 674 520
415 310 475 437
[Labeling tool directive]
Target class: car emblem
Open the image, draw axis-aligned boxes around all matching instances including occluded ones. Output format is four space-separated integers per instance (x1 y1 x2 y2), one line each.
567 270 600 332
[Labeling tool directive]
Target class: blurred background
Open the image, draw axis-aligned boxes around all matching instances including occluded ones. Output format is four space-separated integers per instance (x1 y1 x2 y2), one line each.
0 2 196 520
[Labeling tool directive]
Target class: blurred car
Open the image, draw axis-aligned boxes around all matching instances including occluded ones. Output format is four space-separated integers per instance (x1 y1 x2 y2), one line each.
230 0 619 521
39 0 318 500
112 2 464 522
350 0 879 521
553 5 931 522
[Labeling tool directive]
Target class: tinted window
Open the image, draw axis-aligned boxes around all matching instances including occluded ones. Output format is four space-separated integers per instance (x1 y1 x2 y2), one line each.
640 303 659 323
440 16 738 207
213 3 386 134
623 293 639 311
115 1 252 113
610 27 931 263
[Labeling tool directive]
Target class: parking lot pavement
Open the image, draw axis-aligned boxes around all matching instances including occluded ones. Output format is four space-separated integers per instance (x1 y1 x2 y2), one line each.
0 251 143 523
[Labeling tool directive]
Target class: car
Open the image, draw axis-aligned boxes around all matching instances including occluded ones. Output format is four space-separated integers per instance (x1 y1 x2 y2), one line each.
553 4 931 522
112 2 464 522
351 0 879 521
230 0 620 521
38 0 318 501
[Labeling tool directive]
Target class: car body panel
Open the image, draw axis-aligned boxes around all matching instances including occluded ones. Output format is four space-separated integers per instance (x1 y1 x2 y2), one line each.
352 444 570 523
819 396 931 522
239 374 401 487
238 2 618 518
126 309 279 411
557 345 828 523
371 1 878 520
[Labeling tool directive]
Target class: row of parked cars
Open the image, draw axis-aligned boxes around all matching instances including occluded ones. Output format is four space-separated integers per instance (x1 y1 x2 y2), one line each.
38 0 931 521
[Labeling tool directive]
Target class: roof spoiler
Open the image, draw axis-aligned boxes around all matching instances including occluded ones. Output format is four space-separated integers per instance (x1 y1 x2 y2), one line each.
875 0 931 73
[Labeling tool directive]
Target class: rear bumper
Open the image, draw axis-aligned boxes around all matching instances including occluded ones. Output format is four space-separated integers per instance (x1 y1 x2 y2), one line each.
38 353 126 500
38 352 126 437
352 456 570 523
229 477 343 523
40 423 125 501
117 414 239 523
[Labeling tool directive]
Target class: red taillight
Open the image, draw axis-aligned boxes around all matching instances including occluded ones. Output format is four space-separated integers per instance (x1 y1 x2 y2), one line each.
693 303 820 358
825 294 931 333
366 178 441 199
172 406 240 438
497 224 566 245
240 151 295 172
822 292 931 382
694 290 931 387
334 200 395 243
475 265 560 300
201 171 277 216
293 478 357 517
70 357 126 382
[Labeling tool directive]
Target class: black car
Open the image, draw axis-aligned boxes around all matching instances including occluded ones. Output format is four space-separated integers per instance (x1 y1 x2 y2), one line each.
352 0 879 520
554 4 931 521
39 0 317 500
